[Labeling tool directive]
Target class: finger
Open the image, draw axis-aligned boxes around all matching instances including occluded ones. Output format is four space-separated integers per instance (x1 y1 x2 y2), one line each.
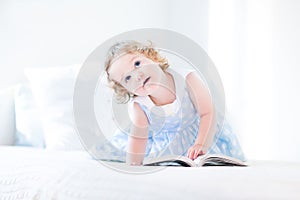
187 148 191 158
191 150 197 160
194 149 202 159
188 149 195 159
197 149 203 156
193 150 199 159
199 150 205 156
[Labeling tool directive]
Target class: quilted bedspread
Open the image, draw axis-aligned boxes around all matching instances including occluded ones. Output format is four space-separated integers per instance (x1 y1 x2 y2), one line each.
0 146 300 200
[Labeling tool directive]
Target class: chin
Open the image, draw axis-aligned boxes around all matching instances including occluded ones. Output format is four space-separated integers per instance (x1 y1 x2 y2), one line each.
133 90 148 97
134 84 157 97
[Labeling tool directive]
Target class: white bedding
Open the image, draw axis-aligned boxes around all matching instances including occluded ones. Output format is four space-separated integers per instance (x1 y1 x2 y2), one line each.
0 146 300 200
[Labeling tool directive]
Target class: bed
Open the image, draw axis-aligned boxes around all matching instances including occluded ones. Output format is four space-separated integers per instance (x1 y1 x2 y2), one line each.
1 146 300 199
1 65 300 200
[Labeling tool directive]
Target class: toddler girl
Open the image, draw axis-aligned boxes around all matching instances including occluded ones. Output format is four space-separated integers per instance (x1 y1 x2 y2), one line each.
97 40 245 165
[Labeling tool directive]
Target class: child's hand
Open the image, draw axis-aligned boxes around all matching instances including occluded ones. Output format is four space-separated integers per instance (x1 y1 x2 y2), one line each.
187 144 206 160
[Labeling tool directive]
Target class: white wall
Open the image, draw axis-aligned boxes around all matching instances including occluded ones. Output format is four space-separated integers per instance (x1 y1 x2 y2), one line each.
0 0 168 89
1 0 300 161
271 0 300 161
207 0 300 162
165 0 300 161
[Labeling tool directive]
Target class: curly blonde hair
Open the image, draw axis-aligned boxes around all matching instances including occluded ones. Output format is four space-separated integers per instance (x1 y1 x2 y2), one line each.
105 40 169 103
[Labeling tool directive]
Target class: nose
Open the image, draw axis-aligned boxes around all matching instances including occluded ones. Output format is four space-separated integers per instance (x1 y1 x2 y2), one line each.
136 70 144 81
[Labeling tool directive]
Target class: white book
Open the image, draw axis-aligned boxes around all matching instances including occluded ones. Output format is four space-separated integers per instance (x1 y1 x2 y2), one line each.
143 154 247 167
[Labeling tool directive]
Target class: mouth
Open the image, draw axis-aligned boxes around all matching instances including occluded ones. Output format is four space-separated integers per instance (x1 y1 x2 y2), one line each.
143 77 151 86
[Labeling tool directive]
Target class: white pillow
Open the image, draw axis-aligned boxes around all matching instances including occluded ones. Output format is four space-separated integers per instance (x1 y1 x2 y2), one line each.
25 65 84 150
0 87 15 145
14 84 45 147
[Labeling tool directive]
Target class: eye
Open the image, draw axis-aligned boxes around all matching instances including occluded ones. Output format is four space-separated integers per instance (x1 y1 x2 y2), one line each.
125 75 131 83
134 61 141 67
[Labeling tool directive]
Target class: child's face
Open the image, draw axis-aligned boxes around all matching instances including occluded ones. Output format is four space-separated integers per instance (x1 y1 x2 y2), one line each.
108 53 165 96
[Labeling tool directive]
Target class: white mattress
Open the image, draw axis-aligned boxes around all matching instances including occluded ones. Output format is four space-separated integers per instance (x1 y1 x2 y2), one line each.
0 146 300 200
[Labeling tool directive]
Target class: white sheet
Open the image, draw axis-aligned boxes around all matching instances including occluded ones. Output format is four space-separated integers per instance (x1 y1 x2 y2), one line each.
0 146 300 200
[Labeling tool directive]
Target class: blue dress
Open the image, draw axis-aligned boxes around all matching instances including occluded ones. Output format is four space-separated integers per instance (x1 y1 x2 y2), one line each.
95 67 246 162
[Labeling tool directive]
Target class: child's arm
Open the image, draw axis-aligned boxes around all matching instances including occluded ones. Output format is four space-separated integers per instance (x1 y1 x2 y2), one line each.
186 72 216 160
126 102 149 165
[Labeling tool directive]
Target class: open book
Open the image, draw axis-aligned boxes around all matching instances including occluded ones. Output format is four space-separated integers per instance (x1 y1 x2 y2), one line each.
143 154 247 167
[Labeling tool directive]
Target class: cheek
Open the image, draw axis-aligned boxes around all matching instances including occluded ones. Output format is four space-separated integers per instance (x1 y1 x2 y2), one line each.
123 82 139 93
